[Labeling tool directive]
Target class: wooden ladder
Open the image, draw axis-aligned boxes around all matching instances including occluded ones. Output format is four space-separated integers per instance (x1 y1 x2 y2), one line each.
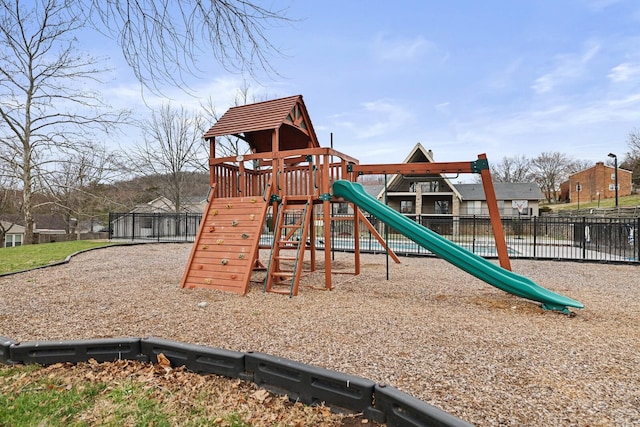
264 196 313 297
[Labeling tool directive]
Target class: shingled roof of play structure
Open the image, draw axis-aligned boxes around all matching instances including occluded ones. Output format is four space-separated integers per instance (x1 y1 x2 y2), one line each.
204 95 320 153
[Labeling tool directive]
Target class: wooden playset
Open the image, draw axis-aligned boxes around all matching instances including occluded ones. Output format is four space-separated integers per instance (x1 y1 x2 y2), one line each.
179 95 511 297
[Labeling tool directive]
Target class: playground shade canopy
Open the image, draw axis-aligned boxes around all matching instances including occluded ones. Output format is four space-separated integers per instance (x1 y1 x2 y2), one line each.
204 95 319 153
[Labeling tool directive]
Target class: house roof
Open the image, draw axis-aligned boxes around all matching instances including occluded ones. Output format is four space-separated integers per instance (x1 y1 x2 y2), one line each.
376 143 463 200
131 196 207 213
203 95 320 153
1 220 25 234
456 183 544 201
559 162 633 188
0 214 67 232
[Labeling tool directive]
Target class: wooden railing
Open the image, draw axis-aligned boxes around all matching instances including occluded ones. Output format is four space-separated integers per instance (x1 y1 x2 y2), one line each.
209 148 358 200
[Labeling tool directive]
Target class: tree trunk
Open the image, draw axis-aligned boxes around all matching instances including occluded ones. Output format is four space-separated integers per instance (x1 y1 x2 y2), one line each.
22 146 35 245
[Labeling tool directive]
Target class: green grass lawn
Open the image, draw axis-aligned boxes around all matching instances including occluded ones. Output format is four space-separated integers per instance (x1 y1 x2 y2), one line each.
545 193 640 212
0 240 114 275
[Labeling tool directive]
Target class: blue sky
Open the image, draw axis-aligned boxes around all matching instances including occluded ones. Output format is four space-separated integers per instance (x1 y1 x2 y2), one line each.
98 0 640 170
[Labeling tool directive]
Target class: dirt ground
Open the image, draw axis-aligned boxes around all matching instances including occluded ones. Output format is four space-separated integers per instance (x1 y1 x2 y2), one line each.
1 243 639 426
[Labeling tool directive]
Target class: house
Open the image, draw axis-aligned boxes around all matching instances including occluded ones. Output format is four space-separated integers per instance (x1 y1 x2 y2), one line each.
1 220 24 248
109 196 206 240
374 144 544 217
559 161 633 203
374 143 463 216
1 215 68 247
130 196 207 214
456 183 544 217
364 144 544 236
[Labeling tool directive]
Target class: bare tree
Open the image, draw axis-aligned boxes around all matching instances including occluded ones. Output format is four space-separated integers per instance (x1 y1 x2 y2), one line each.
44 144 118 236
489 155 532 183
199 82 266 164
622 128 640 186
124 104 206 212
0 0 128 244
86 0 291 92
567 159 592 174
530 152 573 203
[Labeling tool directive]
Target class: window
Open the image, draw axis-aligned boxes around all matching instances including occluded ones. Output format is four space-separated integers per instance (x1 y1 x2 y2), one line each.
421 181 439 192
609 184 619 191
435 200 449 214
467 201 482 215
4 234 22 248
400 200 414 214
611 173 616 180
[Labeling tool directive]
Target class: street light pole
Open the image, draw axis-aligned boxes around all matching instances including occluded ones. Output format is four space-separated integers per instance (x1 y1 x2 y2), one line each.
608 153 619 207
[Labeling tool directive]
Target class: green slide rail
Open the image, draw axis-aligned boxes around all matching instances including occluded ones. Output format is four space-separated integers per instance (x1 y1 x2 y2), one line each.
332 180 584 313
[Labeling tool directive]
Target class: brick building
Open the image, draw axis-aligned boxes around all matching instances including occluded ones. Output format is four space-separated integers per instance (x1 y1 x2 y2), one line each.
559 162 633 203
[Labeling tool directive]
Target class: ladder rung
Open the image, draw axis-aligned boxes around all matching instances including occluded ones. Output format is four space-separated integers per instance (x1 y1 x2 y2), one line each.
272 272 294 278
268 288 292 295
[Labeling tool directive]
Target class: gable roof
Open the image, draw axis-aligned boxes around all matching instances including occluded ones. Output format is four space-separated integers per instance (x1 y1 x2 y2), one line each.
456 183 544 201
567 162 633 178
203 95 320 153
131 196 207 213
0 214 67 232
376 143 463 200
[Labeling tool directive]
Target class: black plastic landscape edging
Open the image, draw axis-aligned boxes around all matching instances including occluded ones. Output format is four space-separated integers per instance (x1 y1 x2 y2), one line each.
0 336 475 427
0 336 15 364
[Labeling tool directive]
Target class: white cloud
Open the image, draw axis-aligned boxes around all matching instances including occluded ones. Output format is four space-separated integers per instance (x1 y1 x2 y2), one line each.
608 62 640 82
531 42 601 94
372 34 434 62
584 0 624 11
356 100 415 139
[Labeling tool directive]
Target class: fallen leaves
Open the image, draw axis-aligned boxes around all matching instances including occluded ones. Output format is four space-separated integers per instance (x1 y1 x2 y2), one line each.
0 360 382 426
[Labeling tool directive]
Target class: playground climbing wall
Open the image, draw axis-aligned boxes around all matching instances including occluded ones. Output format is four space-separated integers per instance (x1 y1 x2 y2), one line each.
180 196 269 294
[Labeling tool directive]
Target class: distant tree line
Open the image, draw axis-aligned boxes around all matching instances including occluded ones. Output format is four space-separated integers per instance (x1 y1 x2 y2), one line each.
487 149 635 203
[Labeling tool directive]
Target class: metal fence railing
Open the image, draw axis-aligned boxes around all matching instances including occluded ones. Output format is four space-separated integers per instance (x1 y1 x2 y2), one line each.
109 212 640 263
108 212 202 242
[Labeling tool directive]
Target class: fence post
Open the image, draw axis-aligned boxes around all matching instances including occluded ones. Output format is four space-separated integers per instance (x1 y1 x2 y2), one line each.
582 217 587 260
637 217 640 262
185 213 188 242
108 213 112 241
532 216 537 258
131 213 136 241
472 215 476 253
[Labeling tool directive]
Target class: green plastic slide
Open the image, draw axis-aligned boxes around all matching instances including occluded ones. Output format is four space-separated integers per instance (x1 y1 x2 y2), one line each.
332 180 583 313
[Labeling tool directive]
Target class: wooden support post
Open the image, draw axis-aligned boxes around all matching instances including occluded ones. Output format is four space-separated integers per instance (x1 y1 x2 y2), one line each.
322 154 332 290
353 204 360 275
238 161 245 195
478 153 512 271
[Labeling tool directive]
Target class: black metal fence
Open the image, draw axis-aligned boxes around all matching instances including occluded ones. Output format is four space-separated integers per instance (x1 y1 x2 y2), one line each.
109 212 640 263
108 212 202 242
